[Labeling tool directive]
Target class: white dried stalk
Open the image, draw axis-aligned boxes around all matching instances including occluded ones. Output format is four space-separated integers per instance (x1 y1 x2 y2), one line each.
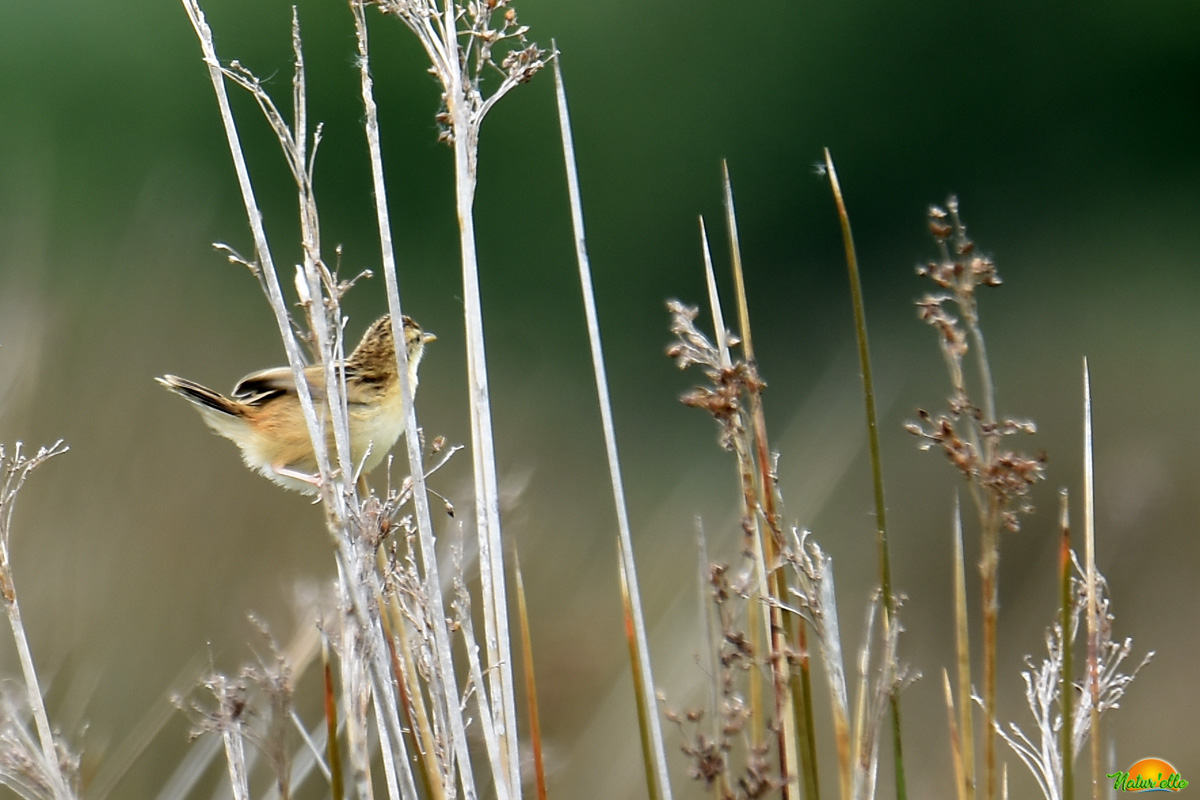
1083 358 1100 800
179 4 422 797
451 543 512 798
785 528 911 800
0 440 73 800
356 3 544 793
219 727 250 800
552 48 674 799
698 217 732 369
338 562 376 800
350 5 489 797
986 556 1151 800
387 6 547 791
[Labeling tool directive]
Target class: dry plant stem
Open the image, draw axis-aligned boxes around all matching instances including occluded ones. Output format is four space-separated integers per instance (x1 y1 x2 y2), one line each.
823 148 906 800
1082 360 1099 800
514 554 548 800
2 563 63 795
182 6 418 797
736 341 796 793
450 101 517 800
696 524 733 800
943 671 967 800
374 2 524 787
378 560 442 800
700 212 766 758
221 725 251 800
618 539 662 800
180 0 332 492
982 515 999 800
721 164 800 797
435 6 521 788
746 573 765 752
952 497 976 800
792 619 821 800
378 600 439 800
944 200 1001 800
786 527 846 799
0 441 72 800
722 161 753 363
1058 491 1073 800
451 545 513 798
348 564 420 800
699 218 732 368
350 6 492 797
337 577 375 800
553 50 673 798
321 642 345 800
924 199 1002 800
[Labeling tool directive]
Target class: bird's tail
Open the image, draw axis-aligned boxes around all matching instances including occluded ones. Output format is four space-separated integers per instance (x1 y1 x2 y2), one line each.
156 375 242 417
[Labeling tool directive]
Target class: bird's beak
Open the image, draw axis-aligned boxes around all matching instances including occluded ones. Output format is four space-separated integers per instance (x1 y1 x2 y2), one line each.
422 332 437 343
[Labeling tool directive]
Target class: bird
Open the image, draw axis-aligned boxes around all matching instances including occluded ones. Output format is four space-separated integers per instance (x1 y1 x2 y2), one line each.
157 314 434 495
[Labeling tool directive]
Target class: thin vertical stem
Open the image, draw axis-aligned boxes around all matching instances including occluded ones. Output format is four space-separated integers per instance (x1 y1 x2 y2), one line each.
823 148 906 800
952 496 976 800
722 162 798 795
553 48 673 799
1059 490 1073 800
515 553 548 800
443 14 519 791
1083 359 1099 800
349 6 485 797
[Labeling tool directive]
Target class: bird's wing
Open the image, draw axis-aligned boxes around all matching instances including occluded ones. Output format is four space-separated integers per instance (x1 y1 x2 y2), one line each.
232 367 329 405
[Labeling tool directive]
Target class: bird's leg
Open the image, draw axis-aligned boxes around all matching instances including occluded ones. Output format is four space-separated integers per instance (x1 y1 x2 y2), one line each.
272 464 324 491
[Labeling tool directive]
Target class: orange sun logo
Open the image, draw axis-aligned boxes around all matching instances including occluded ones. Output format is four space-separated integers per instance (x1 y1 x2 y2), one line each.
1109 757 1188 792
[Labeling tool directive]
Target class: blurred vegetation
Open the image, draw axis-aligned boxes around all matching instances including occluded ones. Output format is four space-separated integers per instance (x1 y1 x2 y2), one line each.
0 1 1197 797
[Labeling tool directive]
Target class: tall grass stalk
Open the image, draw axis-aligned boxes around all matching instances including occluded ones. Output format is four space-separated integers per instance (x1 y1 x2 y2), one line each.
910 197 1047 800
352 4 523 796
943 670 967 800
822 149 906 800
619 538 664 800
1058 491 1073 800
951 496 976 800
721 165 802 797
514 553 548 800
553 49 674 798
1082 360 1099 800
321 640 345 800
358 5 548 792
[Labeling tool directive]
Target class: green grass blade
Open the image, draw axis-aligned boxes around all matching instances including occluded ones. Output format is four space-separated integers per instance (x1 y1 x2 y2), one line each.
822 148 906 800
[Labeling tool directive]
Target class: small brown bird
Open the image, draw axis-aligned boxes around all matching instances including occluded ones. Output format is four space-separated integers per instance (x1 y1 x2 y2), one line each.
157 315 434 495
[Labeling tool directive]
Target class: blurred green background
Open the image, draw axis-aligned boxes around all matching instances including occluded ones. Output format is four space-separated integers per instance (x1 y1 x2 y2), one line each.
1 1 1197 797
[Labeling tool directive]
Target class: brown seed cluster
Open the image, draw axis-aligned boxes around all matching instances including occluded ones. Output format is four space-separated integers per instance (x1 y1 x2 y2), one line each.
908 197 1045 531
667 300 760 451
661 559 783 799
